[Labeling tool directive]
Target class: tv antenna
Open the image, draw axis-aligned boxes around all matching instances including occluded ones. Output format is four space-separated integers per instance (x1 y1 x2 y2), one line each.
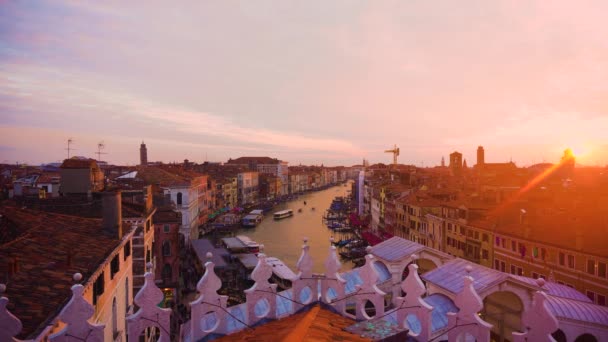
66 138 76 159
96 141 108 161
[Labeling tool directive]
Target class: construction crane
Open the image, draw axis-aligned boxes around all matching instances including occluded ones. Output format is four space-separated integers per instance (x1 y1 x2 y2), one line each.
384 144 400 166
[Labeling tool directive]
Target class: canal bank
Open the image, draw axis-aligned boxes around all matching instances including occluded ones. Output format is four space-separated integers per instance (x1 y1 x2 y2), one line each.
235 183 354 273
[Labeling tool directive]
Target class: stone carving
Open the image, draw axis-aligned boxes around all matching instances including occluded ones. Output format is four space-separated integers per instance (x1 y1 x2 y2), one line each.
447 266 492 342
0 284 23 342
127 264 171 342
321 238 346 314
245 250 277 325
353 253 386 321
396 263 433 340
190 252 229 341
513 280 559 342
292 238 318 311
50 274 105 342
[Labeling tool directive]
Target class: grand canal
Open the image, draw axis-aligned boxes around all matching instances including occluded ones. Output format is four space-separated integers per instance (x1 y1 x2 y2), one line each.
235 183 354 273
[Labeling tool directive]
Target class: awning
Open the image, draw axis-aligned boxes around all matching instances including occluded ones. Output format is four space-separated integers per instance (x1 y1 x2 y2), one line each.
361 231 383 246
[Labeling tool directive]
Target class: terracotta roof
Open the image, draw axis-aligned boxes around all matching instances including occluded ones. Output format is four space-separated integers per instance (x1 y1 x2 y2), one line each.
135 166 190 186
0 207 126 339
217 304 371 341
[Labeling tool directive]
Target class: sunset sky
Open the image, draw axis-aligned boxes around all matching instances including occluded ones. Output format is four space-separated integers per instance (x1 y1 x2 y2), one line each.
1 1 607 166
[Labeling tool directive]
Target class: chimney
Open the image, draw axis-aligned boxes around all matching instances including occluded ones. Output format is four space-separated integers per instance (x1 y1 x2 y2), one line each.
102 190 123 238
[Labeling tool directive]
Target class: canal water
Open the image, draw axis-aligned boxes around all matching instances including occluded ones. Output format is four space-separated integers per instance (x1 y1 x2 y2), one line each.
235 183 354 273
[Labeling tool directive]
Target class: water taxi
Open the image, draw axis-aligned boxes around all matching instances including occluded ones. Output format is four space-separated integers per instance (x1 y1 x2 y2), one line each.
242 209 264 227
273 209 294 220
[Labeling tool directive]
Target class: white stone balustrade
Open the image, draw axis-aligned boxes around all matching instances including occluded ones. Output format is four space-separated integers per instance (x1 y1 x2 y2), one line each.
395 258 433 340
320 238 346 314
0 284 23 342
447 265 493 342
291 238 318 312
352 249 386 321
189 252 229 341
244 247 278 326
127 264 172 342
49 273 105 342
513 279 559 342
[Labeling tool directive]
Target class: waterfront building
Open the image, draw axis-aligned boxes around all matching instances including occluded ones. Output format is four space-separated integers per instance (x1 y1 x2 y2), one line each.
153 207 181 291
227 157 289 195
237 171 259 206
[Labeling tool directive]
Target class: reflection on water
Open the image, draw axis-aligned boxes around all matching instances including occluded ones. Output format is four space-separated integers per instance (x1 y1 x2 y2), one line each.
235 184 354 273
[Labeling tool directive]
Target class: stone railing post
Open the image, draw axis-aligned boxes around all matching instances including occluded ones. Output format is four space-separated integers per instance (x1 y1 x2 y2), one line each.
127 263 171 342
320 238 346 314
292 238 318 312
395 256 433 340
189 252 229 341
50 273 105 342
353 248 386 321
245 246 277 325
0 284 24 342
447 265 492 342
512 279 559 342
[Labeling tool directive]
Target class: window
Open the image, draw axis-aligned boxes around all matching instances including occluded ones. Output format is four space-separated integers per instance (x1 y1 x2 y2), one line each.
459 227 465 235
146 249 151 263
162 264 172 280
599 262 607 278
495 237 500 246
125 278 129 314
587 291 596 302
162 240 171 256
176 192 183 205
448 223 452 231
447 237 452 246
541 248 546 260
482 233 489 242
559 252 565 266
123 241 131 260
501 238 506 248
511 241 517 252
112 298 118 335
474 231 479 240
494 260 499 270
588 260 596 275
598 295 606 306
93 272 105 305
482 249 489 260
510 265 516 274
111 255 120 279
163 224 170 233
568 255 575 269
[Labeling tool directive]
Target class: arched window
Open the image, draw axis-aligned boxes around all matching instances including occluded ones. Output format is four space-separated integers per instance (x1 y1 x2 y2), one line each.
176 192 183 205
162 263 172 281
162 240 171 256
112 297 118 334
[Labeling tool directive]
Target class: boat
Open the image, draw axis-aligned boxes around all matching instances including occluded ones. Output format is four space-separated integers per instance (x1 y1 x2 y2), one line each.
241 209 264 227
273 209 294 220
236 235 260 253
